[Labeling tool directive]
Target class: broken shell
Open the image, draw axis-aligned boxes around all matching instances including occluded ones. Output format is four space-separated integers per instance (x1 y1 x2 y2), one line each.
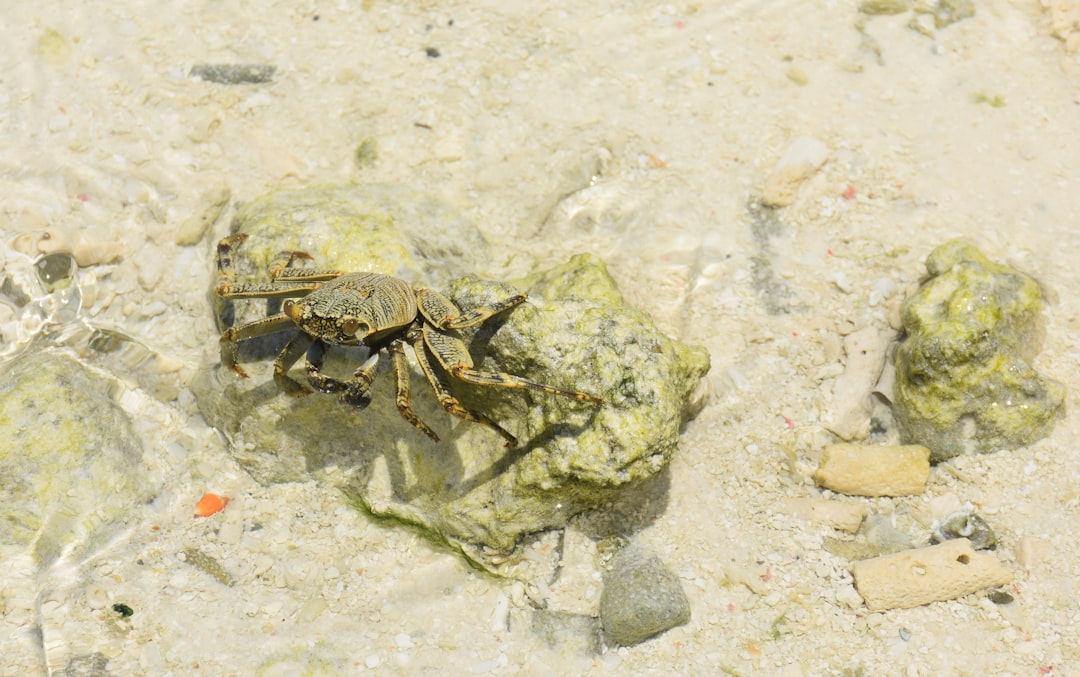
930 510 997 550
11 228 72 257
194 493 230 517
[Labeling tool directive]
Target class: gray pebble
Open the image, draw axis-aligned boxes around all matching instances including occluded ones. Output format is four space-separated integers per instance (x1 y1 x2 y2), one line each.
189 64 276 85
599 546 691 646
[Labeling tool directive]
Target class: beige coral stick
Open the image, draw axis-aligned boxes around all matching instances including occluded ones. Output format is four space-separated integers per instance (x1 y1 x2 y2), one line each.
851 539 1013 612
813 443 930 497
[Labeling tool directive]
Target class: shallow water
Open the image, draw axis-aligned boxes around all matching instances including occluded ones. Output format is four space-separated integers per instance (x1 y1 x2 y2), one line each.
3 2 1080 674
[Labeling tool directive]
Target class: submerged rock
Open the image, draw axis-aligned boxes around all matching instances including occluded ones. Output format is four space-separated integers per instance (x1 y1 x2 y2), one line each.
893 241 1064 463
531 609 602 656
220 183 490 288
0 349 152 568
195 184 710 559
599 546 691 646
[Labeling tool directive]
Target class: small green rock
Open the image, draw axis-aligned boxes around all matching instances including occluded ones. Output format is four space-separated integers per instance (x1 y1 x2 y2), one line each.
915 0 975 29
255 642 349 677
894 240 1064 462
35 28 72 65
55 652 110 677
354 138 378 168
599 546 691 646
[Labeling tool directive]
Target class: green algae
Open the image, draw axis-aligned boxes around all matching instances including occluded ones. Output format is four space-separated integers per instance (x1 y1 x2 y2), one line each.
893 240 1064 462
255 642 349 676
35 28 72 65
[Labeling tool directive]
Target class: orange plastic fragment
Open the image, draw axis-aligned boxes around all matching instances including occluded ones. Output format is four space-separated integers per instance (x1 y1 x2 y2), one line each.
194 493 229 517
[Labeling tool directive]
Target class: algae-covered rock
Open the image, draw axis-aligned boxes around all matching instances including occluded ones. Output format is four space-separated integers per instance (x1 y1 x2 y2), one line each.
0 349 152 568
893 240 1064 462
385 256 710 550
224 183 490 287
195 185 710 558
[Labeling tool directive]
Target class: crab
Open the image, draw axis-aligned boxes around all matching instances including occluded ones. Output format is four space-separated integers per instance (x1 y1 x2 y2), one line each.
214 233 603 447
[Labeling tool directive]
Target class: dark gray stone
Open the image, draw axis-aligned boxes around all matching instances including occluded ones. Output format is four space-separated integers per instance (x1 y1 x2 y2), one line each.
600 546 691 646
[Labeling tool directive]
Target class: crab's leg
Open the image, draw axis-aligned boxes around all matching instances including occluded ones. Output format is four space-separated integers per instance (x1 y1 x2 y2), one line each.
416 288 528 330
304 345 379 410
215 236 341 296
273 331 315 396
269 250 349 282
216 253 329 299
408 327 518 448
421 324 603 404
216 280 326 299
217 233 249 281
388 339 440 442
219 313 297 378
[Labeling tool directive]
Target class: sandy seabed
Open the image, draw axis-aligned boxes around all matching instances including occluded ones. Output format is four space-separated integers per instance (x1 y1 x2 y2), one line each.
2 1 1080 675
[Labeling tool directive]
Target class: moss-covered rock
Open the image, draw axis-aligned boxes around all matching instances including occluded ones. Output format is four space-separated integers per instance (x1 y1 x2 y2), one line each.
371 256 710 551
0 350 152 568
893 240 1064 462
224 183 490 286
195 185 710 560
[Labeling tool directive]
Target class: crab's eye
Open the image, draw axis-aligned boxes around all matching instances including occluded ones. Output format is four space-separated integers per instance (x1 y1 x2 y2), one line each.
341 318 365 336
283 299 299 320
